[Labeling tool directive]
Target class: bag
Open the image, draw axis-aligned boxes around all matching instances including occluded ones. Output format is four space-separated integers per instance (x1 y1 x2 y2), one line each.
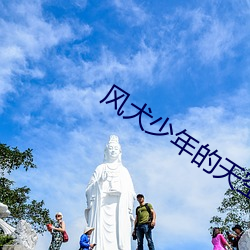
46 224 52 232
62 231 69 242
132 230 137 240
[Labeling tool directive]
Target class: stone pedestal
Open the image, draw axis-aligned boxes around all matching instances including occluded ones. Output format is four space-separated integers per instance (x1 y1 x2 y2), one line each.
2 245 26 250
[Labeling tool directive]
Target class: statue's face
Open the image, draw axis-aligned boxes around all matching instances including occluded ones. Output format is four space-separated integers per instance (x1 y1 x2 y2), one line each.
107 142 121 160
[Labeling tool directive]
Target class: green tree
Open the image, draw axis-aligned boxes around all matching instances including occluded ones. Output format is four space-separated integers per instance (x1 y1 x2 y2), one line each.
0 143 52 233
210 167 250 233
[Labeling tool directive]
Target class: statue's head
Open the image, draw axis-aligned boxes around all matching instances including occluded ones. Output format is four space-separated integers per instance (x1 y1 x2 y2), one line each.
0 202 10 218
104 135 122 163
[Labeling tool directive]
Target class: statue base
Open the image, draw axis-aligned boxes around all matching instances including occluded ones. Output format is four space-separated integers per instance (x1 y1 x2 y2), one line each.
1 245 26 250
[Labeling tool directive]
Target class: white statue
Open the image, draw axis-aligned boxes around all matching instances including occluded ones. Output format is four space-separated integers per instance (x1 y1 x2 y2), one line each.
0 203 37 250
238 228 250 250
85 135 136 250
0 202 15 235
13 220 38 250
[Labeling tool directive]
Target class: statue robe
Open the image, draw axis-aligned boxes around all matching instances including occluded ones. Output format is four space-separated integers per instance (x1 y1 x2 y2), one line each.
85 163 136 250
239 230 250 250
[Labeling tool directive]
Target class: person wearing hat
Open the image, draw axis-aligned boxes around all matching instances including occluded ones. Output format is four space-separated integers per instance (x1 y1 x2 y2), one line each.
79 227 96 250
48 212 66 250
230 225 244 250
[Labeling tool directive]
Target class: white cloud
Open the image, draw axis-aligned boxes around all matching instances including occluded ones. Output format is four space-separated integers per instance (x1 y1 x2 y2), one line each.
0 2 73 58
81 48 127 85
73 0 87 9
160 7 240 67
112 0 148 26
196 20 235 63
0 0 75 110
81 45 158 86
127 43 158 84
189 8 210 33
48 84 113 119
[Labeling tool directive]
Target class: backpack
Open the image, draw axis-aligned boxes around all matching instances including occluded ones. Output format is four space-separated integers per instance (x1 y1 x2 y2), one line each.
136 203 154 229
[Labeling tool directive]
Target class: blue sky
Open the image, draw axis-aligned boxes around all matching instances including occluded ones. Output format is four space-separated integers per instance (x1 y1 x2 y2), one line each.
1 0 250 249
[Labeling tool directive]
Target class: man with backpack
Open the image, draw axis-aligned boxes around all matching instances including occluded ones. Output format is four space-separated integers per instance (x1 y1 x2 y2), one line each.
132 194 156 250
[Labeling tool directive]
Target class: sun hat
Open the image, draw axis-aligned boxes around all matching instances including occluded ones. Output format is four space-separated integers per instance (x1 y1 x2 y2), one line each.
84 227 95 234
55 212 63 218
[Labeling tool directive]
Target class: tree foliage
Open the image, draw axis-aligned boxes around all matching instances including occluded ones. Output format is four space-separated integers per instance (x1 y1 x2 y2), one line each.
210 168 250 233
0 144 36 175
0 143 52 233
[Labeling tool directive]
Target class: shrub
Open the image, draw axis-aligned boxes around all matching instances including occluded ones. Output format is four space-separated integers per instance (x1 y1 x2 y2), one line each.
0 234 14 246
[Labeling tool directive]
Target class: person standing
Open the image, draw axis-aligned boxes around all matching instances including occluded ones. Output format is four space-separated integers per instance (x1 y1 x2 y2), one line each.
226 231 237 249
49 212 66 250
231 225 244 250
211 227 232 250
79 227 96 250
133 194 156 250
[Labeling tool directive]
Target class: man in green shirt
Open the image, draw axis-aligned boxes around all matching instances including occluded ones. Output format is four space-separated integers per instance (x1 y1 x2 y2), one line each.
133 194 156 250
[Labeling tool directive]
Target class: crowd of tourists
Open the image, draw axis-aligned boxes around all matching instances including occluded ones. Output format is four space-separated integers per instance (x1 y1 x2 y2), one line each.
47 193 156 250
